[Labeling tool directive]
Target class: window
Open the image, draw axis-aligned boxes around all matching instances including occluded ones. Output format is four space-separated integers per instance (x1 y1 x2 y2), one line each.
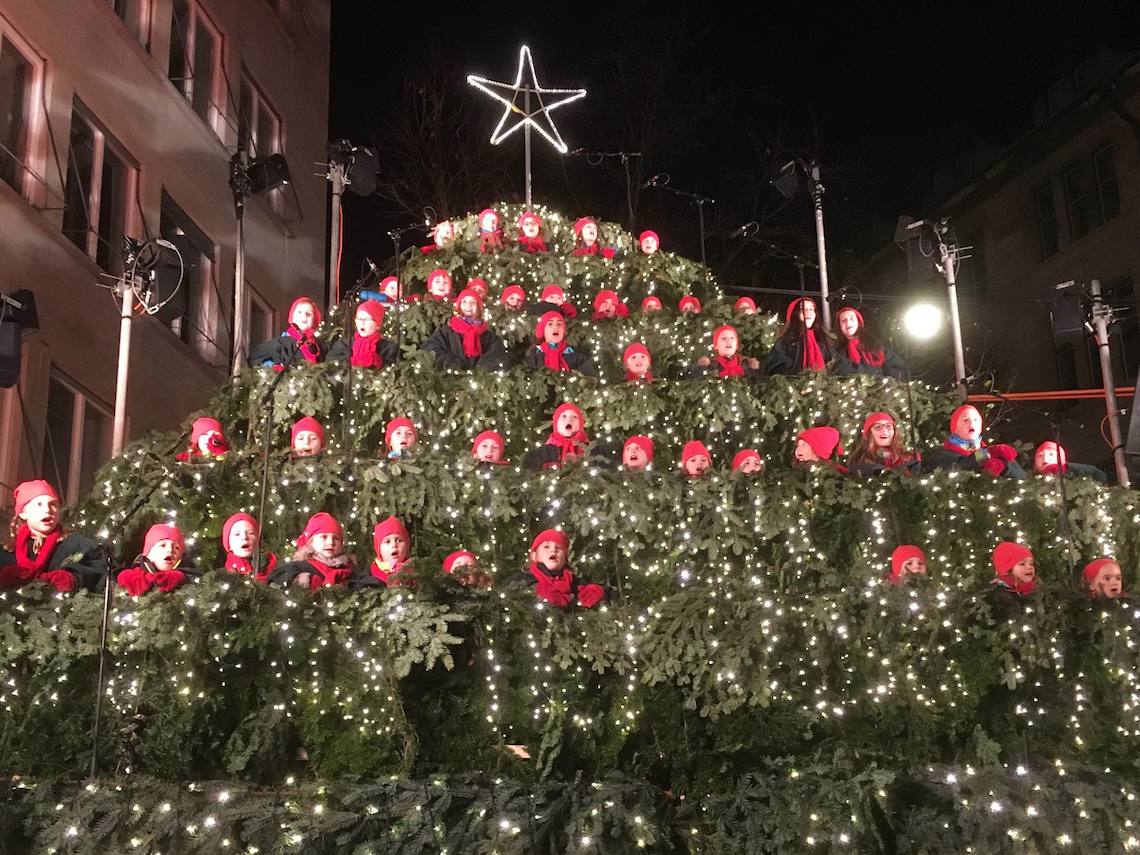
107 0 152 50
0 33 41 199
1035 146 1119 259
237 72 282 160
41 372 112 503
168 0 225 137
247 286 274 354
61 103 136 274
159 192 228 368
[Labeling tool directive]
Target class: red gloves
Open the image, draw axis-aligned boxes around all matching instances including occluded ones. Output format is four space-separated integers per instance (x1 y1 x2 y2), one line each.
118 567 153 597
153 570 186 592
0 564 35 589
981 457 1006 478
577 584 606 609
602 247 616 259
40 569 77 593
989 444 1018 462
535 577 574 608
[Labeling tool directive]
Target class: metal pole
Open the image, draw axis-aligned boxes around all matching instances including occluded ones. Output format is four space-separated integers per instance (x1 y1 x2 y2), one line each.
111 280 134 455
1091 278 1131 486
809 162 832 332
524 87 532 208
230 212 247 376
327 163 346 311
941 240 968 395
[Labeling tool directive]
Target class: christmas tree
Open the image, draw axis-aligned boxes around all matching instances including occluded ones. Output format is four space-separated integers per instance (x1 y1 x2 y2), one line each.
3 204 1140 853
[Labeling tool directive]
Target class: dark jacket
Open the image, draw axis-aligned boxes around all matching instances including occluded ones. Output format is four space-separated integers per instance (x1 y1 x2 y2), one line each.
681 359 762 379
525 344 596 376
924 443 1027 479
763 334 838 376
249 333 327 369
523 443 567 470
421 324 508 370
268 554 378 590
327 334 401 368
0 531 106 592
834 347 908 381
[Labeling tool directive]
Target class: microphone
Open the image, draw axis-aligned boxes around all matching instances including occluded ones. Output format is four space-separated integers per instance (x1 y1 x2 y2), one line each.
363 257 379 275
729 222 758 239
422 206 437 227
640 174 664 189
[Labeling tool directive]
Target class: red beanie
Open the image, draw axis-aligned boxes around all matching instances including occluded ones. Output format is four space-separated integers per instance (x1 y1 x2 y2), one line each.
379 276 399 294
288 296 322 329
734 297 757 312
641 296 662 311
427 268 452 289
500 284 526 305
992 541 1032 575
221 512 258 551
593 290 620 311
14 480 59 515
385 416 417 447
356 299 386 327
624 435 654 462
798 426 843 460
530 529 569 554
1035 441 1068 469
1082 557 1118 586
573 216 595 237
889 545 925 582
535 310 565 341
144 523 184 555
191 417 223 445
455 287 484 313
466 277 488 294
540 284 565 302
291 416 325 445
478 208 498 227
862 411 895 437
638 229 659 247
785 298 817 324
296 512 342 548
372 515 410 556
552 402 585 433
681 440 711 466
442 549 477 574
732 449 762 472
623 342 650 364
950 404 982 434
678 295 701 313
471 429 504 457
712 324 737 348
518 210 542 228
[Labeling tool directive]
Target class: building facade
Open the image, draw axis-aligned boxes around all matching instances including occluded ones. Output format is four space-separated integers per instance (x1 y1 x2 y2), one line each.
0 0 330 504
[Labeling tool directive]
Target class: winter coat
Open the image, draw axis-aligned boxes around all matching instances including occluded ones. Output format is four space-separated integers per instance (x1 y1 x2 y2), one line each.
421 324 508 370
763 334 838 376
525 344 597 376
249 333 327 369
0 530 106 592
327 334 401 368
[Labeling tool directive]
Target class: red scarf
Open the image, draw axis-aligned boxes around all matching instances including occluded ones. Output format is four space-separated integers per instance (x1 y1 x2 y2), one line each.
225 552 277 583
286 326 321 363
546 428 589 464
716 355 746 377
801 330 825 371
519 236 547 253
350 332 385 369
449 316 488 359
539 342 571 372
14 525 62 576
846 337 886 367
529 564 574 607
994 574 1037 596
307 557 352 589
625 370 654 382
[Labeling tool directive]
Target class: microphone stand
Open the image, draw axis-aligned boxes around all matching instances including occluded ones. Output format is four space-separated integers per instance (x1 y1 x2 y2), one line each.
645 180 715 271
570 149 642 228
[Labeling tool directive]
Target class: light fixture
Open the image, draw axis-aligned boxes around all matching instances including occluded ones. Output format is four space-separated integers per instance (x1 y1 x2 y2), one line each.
903 302 943 340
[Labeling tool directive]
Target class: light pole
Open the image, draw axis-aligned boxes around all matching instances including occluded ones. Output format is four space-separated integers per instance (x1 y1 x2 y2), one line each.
773 159 832 331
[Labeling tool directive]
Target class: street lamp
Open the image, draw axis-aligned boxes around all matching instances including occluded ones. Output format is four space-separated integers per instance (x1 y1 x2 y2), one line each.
903 302 943 340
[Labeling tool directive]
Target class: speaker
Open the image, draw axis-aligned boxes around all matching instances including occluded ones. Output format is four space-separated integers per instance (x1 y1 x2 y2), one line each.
346 147 378 197
152 236 197 323
0 321 20 388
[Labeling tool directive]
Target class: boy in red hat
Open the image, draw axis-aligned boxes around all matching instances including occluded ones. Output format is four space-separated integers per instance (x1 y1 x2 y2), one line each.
884 545 926 585
269 513 365 590
764 298 836 375
220 512 276 582
834 306 906 380
622 435 654 472
847 411 920 476
472 430 509 467
517 211 547 253
328 299 400 370
291 416 325 459
793 427 848 473
250 296 326 369
732 449 764 475
1083 558 1124 599
924 405 1025 479
422 287 507 370
989 541 1036 603
523 403 590 470
0 480 104 592
638 230 660 255
442 548 494 588
500 284 526 312
678 295 701 315
623 343 654 382
591 290 629 321
1032 440 1107 483
525 311 596 376
368 516 413 586
641 295 663 314
530 284 578 319
116 523 194 596
680 440 712 477
176 416 230 462
478 208 503 253
384 416 418 460
691 325 761 377
510 529 606 608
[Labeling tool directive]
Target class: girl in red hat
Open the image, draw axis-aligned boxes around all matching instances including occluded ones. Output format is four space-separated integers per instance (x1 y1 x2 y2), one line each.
1083 558 1125 599
641 295 663 314
509 529 606 608
422 288 507 370
442 549 494 588
0 480 104 592
764 298 836 376
678 295 701 315
1032 440 1107 483
622 435 654 472
691 325 762 377
176 416 230 462
924 405 1025 479
884 545 926 585
523 403 590 470
219 512 276 582
591 289 629 321
500 284 526 312
116 523 195 596
517 211 547 253
291 416 325 459
369 516 413 586
472 430 509 467
834 306 906 380
989 541 1036 603
531 284 578 319
250 296 326 369
680 440 712 477
623 343 654 382
793 426 848 474
384 416 418 460
847 411 920 476
732 449 764 475
269 513 367 590
571 217 616 258
525 311 597 375
327 299 400 370
638 230 660 255
425 269 454 301
478 208 503 253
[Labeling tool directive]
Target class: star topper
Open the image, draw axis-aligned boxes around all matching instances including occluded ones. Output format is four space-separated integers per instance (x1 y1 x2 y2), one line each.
466 45 587 154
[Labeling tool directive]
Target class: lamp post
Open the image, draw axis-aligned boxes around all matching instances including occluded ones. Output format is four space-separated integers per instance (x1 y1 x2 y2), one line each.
772 159 832 331
900 302 944 448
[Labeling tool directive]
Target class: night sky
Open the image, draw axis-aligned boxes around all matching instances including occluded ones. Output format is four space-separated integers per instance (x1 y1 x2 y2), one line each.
328 1 1138 299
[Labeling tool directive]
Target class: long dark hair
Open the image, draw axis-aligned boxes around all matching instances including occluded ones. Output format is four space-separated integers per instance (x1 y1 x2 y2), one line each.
777 299 834 345
837 308 886 361
848 428 916 468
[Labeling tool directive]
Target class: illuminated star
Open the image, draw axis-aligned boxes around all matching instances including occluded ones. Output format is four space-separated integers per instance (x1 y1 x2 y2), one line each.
466 45 587 154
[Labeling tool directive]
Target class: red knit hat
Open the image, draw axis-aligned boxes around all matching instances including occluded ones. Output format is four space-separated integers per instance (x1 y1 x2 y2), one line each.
950 404 982 434
427 268 452 288
385 416 417 447
356 299 386 327
144 523 184 555
372 516 410 556
573 217 596 237
623 342 650 365
466 277 488 295
862 411 895 437
540 284 565 302
478 208 498 228
288 296 322 329
296 512 342 548
732 449 762 472
681 440 711 467
471 430 505 457
190 417 223 445
1083 557 1119 586
291 416 325 445
442 549 477 573
519 211 541 226
641 296 662 311
678 295 701 313
992 541 1032 575
552 402 585 433
593 290 620 311
455 287 484 314
734 297 757 313
712 324 738 348
221 512 258 551
530 529 569 554
785 298 815 324
1034 441 1068 470
889 545 925 582
535 310 565 341
379 276 399 296
624 435 654 462
638 229 659 248
13 480 59 515
500 284 526 305
798 426 843 460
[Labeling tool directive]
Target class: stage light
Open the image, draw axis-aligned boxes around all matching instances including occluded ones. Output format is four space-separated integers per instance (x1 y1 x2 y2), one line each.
903 303 942 340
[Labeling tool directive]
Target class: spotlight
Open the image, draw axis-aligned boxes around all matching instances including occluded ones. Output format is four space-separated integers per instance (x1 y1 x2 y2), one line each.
903 303 943 340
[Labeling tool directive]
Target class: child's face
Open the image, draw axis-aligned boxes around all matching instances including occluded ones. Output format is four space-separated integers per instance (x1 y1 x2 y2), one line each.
794 439 819 463
953 409 982 442
799 300 816 328
684 454 710 476
450 554 476 571
469 281 488 298
870 420 894 448
597 299 616 317
643 299 661 313
838 310 860 339
475 438 502 463
291 301 316 331
625 352 650 376
434 223 453 245
555 410 581 437
680 301 697 315
383 279 400 299
228 521 257 558
715 330 739 359
640 235 658 254
901 556 926 577
389 426 416 452
531 540 566 571
379 533 408 564
505 292 523 310
20 495 60 538
480 213 498 232
581 223 597 244
736 303 755 316
310 532 342 560
543 315 566 344
1093 562 1123 598
1035 445 1059 473
738 455 763 475
543 289 564 306
429 275 451 298
459 296 481 318
1009 556 1035 585
355 309 380 338
622 443 649 470
522 218 540 238
147 539 182 571
293 431 322 457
